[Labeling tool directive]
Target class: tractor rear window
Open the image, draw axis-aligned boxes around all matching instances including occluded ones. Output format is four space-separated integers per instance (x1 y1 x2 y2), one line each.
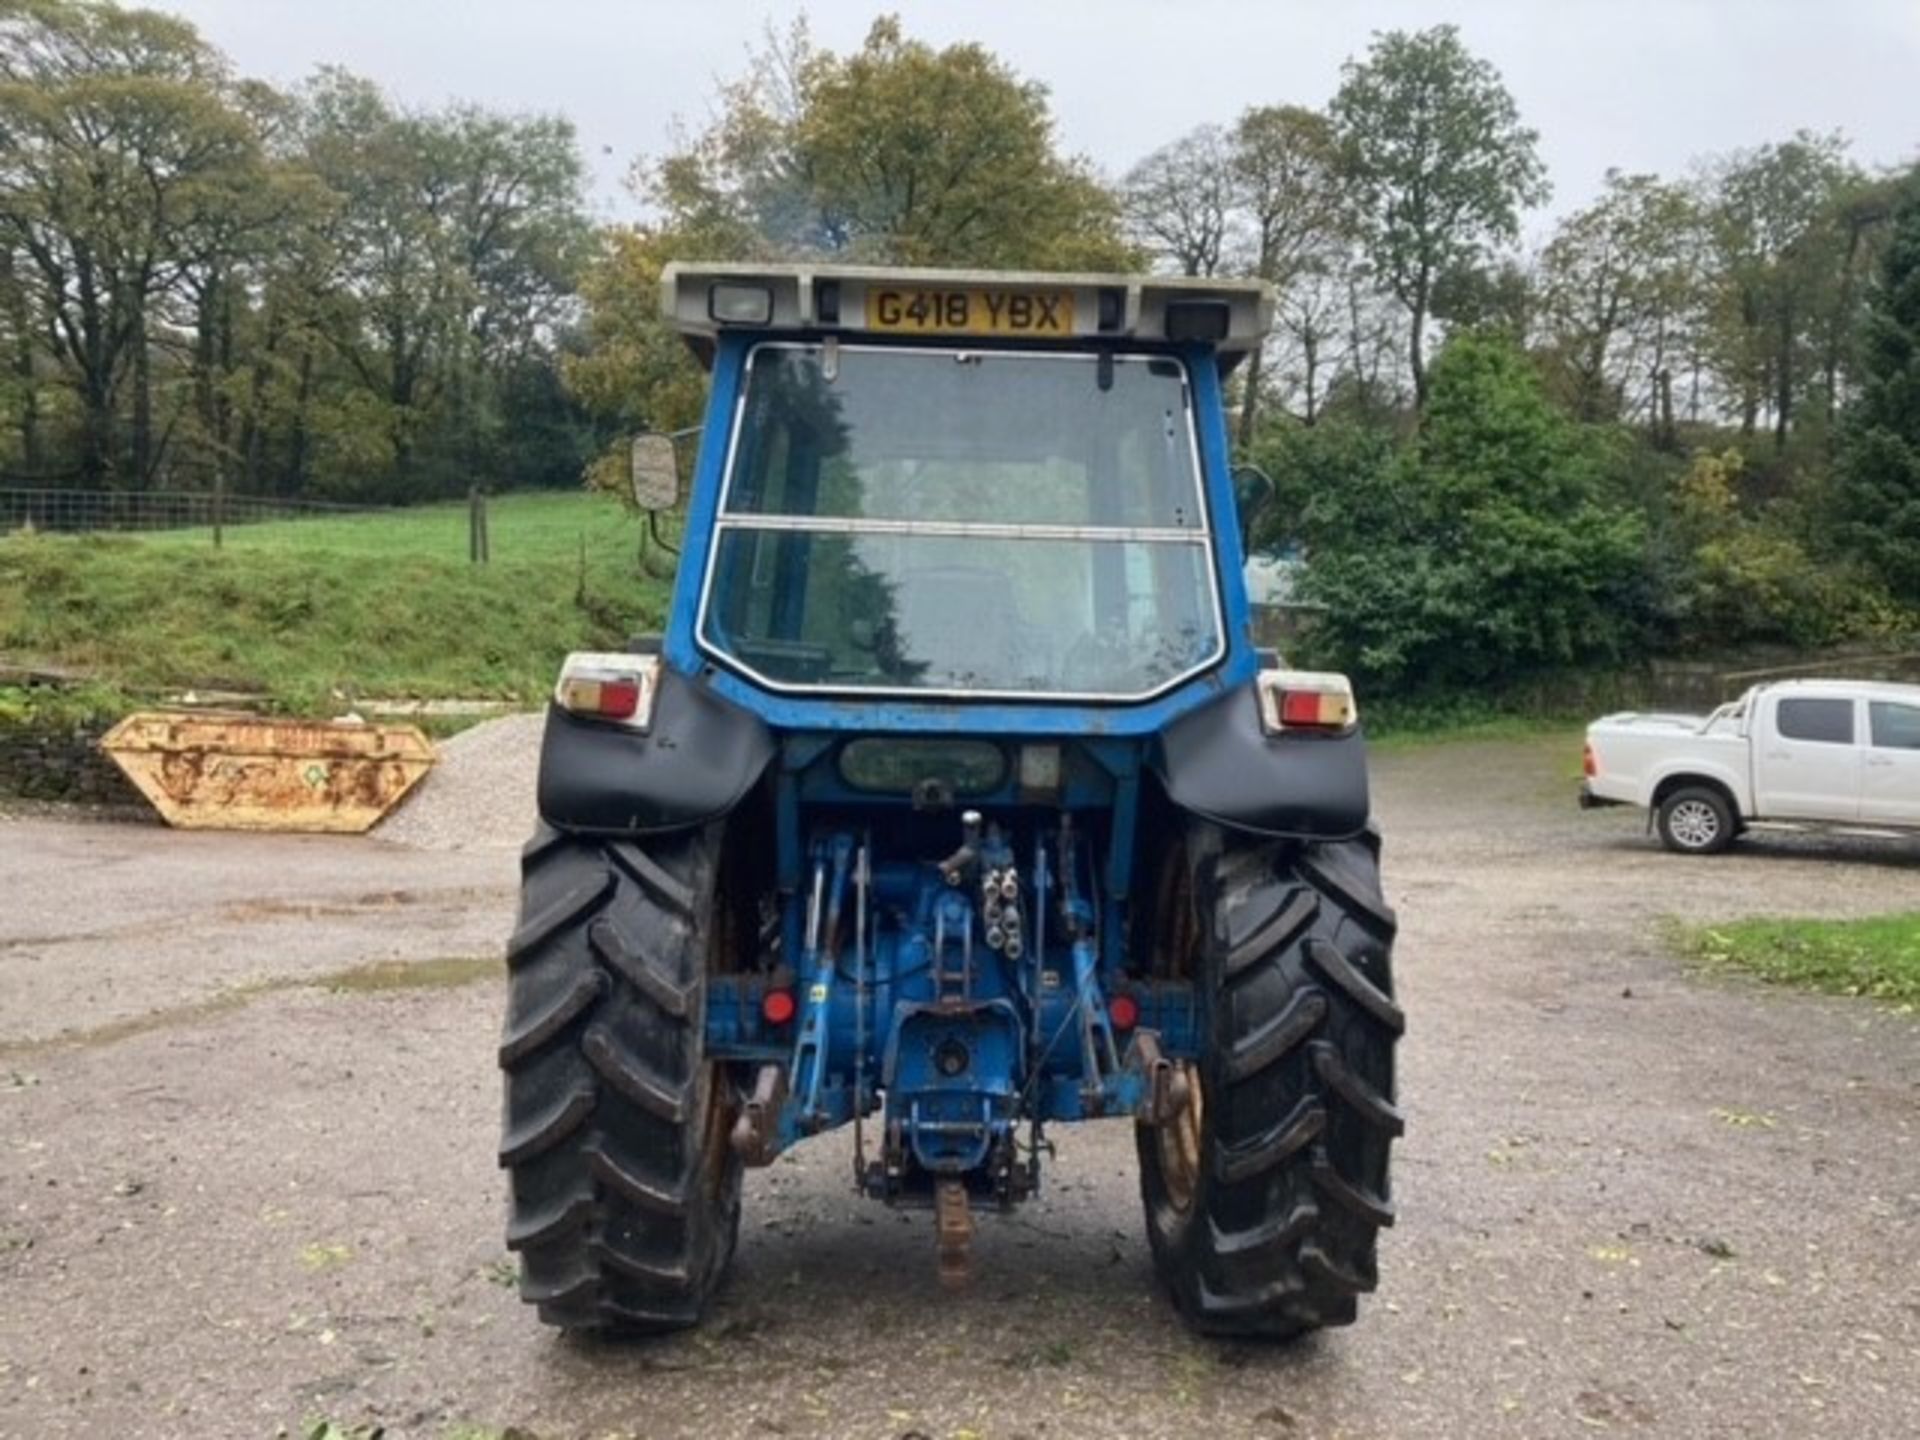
700 344 1223 698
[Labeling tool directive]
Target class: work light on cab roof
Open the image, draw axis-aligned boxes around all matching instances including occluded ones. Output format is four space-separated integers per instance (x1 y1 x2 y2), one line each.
500 259 1401 1347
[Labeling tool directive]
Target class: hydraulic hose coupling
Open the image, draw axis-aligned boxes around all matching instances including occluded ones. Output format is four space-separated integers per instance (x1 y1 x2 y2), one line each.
939 808 986 886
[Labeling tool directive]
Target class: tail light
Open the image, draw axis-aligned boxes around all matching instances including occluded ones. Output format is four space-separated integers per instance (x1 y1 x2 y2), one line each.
1583 742 1598 778
1108 994 1140 1032
554 652 661 730
760 989 796 1027
1256 669 1357 735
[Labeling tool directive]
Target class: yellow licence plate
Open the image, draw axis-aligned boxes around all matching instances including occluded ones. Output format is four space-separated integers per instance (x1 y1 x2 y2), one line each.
864 286 1075 337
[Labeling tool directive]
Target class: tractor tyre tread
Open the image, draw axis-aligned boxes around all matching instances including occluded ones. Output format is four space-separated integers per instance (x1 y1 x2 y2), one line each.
499 822 741 1335
1139 826 1401 1340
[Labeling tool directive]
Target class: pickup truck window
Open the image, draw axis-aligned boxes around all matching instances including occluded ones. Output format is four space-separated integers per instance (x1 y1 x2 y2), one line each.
1870 701 1920 751
1776 697 1855 745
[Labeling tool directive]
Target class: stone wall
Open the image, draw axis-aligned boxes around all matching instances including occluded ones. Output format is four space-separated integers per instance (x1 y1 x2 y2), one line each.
0 704 145 808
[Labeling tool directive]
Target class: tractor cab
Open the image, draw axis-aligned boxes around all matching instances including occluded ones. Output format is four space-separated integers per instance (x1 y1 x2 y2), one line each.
502 264 1401 1340
658 264 1271 720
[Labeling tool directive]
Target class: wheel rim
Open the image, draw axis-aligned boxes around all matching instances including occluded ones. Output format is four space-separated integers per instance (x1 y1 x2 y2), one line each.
1669 798 1720 849
1156 1061 1205 1213
698 1062 737 1190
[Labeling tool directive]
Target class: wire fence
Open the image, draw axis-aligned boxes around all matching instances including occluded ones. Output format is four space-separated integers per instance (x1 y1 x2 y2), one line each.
0 487 383 535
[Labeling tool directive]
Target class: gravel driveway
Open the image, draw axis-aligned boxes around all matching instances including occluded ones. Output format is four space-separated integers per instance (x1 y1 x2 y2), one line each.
2 728 1916 1439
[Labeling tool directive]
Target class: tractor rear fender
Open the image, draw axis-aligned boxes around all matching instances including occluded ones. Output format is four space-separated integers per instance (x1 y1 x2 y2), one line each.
1150 682 1370 842
536 667 775 836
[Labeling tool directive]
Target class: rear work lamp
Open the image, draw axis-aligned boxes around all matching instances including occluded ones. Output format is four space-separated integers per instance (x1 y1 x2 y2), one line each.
1163 299 1231 343
709 283 774 325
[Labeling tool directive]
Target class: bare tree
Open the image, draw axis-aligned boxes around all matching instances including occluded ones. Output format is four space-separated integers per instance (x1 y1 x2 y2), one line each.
1270 251 1353 425
1537 171 1703 437
1330 26 1549 406
1230 105 1350 442
1121 125 1235 277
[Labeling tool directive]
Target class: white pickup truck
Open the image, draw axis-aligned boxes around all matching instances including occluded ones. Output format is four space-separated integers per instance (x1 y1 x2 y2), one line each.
1580 678 1920 853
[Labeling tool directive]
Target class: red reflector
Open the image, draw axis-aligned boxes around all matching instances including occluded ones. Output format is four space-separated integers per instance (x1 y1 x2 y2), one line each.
1280 690 1328 727
595 679 641 720
1109 994 1139 1031
761 989 796 1026
1582 743 1597 778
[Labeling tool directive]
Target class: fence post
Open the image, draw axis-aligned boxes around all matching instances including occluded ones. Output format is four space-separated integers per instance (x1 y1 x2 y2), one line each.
469 486 489 564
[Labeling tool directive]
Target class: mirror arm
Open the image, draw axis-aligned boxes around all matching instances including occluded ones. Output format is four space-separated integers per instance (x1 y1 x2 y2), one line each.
649 508 679 556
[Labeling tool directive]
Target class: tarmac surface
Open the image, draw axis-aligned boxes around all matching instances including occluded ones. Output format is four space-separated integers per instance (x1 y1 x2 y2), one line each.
2 731 1918 1439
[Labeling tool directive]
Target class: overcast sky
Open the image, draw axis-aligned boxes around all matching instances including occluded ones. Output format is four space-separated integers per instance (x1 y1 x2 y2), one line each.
160 0 1920 233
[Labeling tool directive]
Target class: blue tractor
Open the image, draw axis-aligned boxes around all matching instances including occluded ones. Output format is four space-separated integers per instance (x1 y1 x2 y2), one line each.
499 264 1401 1338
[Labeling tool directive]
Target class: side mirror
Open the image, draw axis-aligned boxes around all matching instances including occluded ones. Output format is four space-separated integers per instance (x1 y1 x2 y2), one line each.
1231 462 1275 508
1231 462 1276 552
630 433 679 511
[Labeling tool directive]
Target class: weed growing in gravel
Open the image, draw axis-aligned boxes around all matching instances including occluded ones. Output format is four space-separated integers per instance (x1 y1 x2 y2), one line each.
1680 912 1920 1005
322 956 501 992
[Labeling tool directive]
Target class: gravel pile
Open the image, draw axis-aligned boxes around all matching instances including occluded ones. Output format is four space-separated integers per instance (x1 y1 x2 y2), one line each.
375 710 545 852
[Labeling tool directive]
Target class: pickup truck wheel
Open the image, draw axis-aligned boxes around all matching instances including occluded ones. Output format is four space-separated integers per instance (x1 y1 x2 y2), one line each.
1656 787 1735 855
1137 826 1402 1339
498 823 742 1333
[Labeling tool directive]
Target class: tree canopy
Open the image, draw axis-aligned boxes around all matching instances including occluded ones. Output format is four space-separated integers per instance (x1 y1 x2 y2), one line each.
0 0 596 502
1837 183 1920 602
649 18 1128 272
1259 335 1646 691
1329 25 1549 405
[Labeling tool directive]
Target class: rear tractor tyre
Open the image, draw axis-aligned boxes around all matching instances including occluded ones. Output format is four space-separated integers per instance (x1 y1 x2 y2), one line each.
498 823 742 1333
1656 786 1736 855
1138 827 1402 1340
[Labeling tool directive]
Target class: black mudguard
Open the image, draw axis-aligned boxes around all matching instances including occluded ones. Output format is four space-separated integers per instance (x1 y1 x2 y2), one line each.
536 668 775 835
1150 682 1371 841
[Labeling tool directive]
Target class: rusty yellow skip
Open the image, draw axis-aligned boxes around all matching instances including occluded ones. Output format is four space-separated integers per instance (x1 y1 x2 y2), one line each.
100 712 435 833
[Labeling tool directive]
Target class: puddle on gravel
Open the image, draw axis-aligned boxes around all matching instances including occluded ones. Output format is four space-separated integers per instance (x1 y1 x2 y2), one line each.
0 953 500 1058
322 954 501 992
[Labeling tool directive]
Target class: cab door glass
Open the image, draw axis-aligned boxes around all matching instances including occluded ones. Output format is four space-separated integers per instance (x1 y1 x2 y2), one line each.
1869 702 1920 750
1775 698 1855 745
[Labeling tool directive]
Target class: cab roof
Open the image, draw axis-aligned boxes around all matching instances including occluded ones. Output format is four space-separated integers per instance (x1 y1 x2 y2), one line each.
661 261 1275 371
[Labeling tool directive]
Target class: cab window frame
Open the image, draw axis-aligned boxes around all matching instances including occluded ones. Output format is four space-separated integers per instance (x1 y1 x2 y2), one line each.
693 340 1230 702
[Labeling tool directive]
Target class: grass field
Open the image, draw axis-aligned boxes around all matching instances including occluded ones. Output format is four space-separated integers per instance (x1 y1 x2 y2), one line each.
0 491 672 713
1365 714 1583 750
139 491 649 564
1681 912 1920 1005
